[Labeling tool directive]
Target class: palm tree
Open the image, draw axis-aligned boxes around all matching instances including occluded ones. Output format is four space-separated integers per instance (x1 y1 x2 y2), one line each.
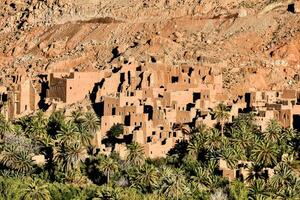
37 134 55 151
0 115 14 140
97 157 119 184
34 110 48 124
93 186 121 200
192 123 207 136
230 123 253 149
190 162 227 191
270 162 293 190
54 142 86 173
248 179 270 200
264 119 282 142
187 136 203 161
0 176 23 200
229 181 248 200
70 109 85 125
25 115 47 139
205 128 223 151
251 141 278 167
47 110 65 137
117 187 143 200
76 123 95 147
232 112 257 130
83 111 100 134
213 103 230 137
136 164 159 193
20 178 51 200
56 121 79 145
126 142 145 166
187 125 208 161
275 177 300 200
106 124 124 150
173 123 191 139
159 168 190 200
107 123 124 138
283 127 297 141
0 146 33 173
246 163 266 183
220 147 239 169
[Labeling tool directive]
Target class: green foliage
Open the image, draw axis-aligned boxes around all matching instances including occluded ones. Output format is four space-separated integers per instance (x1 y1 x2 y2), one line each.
0 144 33 173
126 142 145 166
107 123 124 138
213 103 231 136
0 111 299 199
229 181 248 200
251 141 278 167
97 156 119 184
20 178 51 200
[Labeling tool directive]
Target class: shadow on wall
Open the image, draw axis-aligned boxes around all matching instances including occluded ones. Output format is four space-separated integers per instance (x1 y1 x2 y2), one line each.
90 79 105 103
92 102 104 117
38 75 51 111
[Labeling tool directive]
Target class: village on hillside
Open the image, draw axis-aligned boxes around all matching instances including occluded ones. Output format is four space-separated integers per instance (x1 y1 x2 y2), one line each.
1 59 300 163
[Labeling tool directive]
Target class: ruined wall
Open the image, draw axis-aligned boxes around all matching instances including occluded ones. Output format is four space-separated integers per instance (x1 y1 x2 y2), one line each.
19 80 31 114
48 74 67 102
65 72 102 104
278 109 292 128
144 137 176 158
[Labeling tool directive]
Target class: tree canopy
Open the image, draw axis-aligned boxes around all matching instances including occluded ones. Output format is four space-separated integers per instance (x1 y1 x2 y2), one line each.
0 111 299 199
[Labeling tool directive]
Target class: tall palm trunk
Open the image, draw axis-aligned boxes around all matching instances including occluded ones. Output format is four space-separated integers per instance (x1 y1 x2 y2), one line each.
107 171 110 184
221 121 225 137
176 180 178 200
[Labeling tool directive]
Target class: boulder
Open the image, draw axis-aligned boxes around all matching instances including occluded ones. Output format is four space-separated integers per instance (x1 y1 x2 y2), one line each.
238 8 247 17
32 155 46 166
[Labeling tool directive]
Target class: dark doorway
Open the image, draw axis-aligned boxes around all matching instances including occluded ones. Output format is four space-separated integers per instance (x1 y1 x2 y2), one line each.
293 115 300 131
144 105 153 120
193 92 201 102
288 4 295 13
125 115 130 126
171 76 179 83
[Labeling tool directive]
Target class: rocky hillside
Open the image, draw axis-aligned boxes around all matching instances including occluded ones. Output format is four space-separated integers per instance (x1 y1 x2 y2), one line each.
1 0 300 97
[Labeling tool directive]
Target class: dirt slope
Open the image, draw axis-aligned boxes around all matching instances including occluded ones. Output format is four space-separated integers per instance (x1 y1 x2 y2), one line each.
1 0 300 97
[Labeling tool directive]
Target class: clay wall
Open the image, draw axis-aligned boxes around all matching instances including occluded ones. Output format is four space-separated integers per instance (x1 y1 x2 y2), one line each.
129 113 147 127
282 89 296 100
65 72 102 104
102 97 119 116
100 115 122 136
119 93 140 107
143 137 176 158
278 109 292 128
19 80 32 114
48 74 67 102
99 73 119 96
255 110 276 131
176 110 194 123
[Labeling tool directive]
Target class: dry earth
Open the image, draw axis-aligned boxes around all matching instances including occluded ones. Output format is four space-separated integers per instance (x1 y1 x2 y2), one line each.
1 0 300 98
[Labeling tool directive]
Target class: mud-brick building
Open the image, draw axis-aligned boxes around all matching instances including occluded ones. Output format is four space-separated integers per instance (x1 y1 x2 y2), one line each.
45 60 237 158
47 71 104 104
92 60 231 158
6 77 39 120
0 86 8 117
248 89 300 131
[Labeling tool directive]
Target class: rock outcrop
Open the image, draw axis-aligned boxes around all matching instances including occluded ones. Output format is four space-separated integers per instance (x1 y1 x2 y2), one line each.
1 0 300 97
